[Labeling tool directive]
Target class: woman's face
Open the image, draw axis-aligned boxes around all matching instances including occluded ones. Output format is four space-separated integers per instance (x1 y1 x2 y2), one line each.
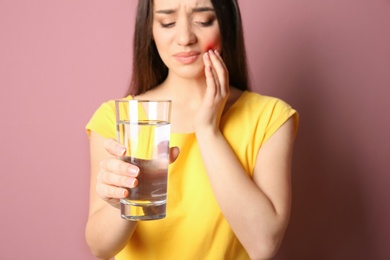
152 0 222 80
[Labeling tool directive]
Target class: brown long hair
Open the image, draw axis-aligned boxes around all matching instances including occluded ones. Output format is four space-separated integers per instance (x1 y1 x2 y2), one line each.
126 0 250 96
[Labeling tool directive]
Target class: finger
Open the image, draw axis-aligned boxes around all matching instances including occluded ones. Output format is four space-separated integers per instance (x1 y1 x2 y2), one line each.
213 49 228 71
208 50 228 84
208 50 229 96
96 182 130 201
104 138 126 156
98 169 138 188
169 146 180 163
203 52 219 98
100 157 139 177
207 50 223 82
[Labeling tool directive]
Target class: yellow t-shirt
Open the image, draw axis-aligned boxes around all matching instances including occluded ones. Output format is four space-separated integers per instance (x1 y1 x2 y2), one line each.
86 91 298 260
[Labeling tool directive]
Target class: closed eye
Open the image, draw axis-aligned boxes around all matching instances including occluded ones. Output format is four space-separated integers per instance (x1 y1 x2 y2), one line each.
197 19 214 27
160 22 175 28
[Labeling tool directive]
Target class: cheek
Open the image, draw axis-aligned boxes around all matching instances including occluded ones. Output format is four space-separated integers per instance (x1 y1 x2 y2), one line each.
203 36 222 52
205 43 216 51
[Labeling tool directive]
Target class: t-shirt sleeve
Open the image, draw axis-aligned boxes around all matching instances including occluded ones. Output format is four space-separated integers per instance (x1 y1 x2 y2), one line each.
85 101 117 139
262 98 299 143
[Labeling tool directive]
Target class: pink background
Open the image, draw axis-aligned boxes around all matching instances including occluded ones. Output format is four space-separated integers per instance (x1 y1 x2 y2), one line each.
0 0 389 259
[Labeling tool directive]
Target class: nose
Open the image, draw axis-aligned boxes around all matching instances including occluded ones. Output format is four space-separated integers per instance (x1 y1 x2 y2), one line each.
175 19 196 46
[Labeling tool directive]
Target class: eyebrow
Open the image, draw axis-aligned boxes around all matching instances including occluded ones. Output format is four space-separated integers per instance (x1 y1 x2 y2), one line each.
155 7 215 14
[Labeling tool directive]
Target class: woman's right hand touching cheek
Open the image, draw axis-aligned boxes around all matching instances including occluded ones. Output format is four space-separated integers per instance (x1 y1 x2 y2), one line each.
96 138 139 209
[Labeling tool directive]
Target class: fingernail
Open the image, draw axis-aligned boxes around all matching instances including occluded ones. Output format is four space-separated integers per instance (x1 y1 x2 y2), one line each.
117 146 126 156
128 166 139 176
127 178 138 188
214 49 219 55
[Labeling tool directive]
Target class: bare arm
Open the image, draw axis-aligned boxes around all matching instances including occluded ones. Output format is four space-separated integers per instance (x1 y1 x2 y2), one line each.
196 50 296 259
196 118 295 259
85 132 138 259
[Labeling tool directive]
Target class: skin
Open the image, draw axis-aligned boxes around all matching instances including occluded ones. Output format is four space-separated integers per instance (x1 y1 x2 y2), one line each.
85 0 296 259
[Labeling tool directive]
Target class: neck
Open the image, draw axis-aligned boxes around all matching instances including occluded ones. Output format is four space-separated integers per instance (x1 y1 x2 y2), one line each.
160 73 207 104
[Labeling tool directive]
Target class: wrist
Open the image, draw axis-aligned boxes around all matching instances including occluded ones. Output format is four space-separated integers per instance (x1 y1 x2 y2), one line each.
195 125 221 141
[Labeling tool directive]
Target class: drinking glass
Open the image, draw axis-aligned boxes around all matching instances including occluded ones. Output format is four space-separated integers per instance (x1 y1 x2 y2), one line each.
115 99 171 221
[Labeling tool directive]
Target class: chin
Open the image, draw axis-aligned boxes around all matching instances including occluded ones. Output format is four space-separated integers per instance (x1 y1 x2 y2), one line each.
170 65 205 80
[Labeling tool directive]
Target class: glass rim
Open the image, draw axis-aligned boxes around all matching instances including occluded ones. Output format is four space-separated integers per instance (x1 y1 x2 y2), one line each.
115 99 172 103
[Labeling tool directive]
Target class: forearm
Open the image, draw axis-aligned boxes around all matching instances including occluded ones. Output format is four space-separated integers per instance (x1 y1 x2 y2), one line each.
85 205 137 259
195 128 289 259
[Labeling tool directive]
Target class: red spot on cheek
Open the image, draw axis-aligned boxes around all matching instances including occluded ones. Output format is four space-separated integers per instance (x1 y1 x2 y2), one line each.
205 41 218 52
206 44 214 51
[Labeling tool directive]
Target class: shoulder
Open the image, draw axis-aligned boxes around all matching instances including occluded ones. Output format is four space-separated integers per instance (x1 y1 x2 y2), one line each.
95 95 134 113
231 90 295 116
86 95 133 138
224 90 298 140
225 87 283 112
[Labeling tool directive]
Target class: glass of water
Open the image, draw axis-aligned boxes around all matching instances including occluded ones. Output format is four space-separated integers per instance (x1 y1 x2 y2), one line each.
115 99 172 221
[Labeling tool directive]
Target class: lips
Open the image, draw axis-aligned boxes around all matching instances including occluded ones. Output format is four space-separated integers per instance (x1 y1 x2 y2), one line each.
173 51 201 64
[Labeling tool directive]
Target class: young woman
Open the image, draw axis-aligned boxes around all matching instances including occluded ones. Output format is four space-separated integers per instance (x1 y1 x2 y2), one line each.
85 0 298 259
